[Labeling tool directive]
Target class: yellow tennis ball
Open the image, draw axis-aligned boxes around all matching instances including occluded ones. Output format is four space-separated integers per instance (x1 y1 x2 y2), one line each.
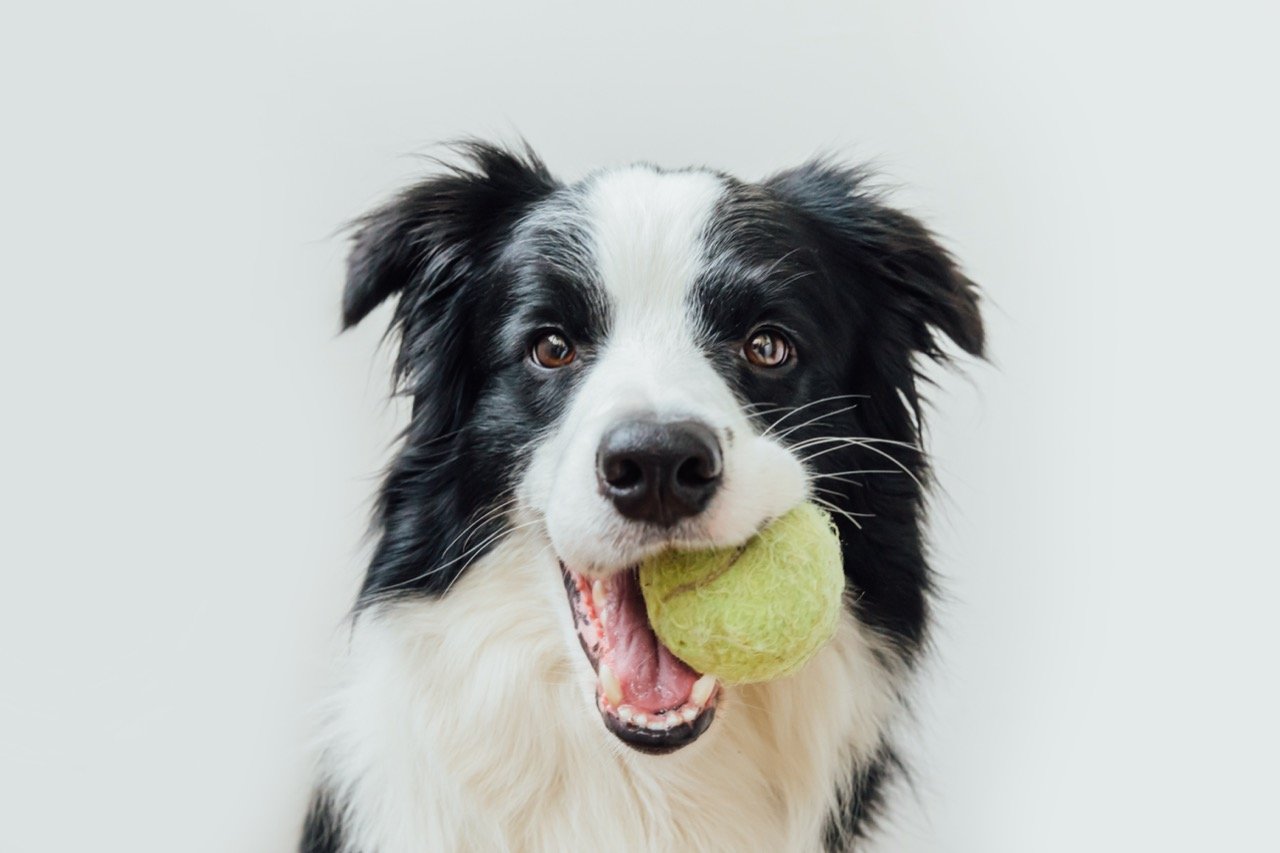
638 502 845 686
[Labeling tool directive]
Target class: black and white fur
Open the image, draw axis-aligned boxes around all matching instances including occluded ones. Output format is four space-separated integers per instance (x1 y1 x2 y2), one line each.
304 142 983 852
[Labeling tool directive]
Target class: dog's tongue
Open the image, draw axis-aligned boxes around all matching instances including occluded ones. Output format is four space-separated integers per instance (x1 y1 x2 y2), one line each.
599 570 700 714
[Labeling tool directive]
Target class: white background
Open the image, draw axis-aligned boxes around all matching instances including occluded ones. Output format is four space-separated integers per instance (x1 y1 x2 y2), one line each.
2 2 1277 850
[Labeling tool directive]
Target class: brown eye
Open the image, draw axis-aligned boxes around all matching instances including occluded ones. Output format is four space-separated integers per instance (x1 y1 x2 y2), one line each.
531 330 576 368
744 328 792 368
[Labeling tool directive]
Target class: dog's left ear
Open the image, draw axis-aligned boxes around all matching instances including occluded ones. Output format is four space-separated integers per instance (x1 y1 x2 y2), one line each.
766 161 985 361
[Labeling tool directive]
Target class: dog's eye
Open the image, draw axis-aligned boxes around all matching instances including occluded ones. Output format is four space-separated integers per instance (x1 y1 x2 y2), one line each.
743 328 792 368
530 330 576 368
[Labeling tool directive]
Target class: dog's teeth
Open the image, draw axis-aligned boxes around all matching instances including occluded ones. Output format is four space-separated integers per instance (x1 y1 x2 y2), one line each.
681 706 698 723
633 713 647 727
617 705 634 723
647 718 666 731
691 674 717 707
599 663 623 707
665 712 681 728
592 579 608 626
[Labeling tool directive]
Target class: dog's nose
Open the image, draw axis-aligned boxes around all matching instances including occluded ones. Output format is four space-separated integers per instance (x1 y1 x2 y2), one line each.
596 419 723 526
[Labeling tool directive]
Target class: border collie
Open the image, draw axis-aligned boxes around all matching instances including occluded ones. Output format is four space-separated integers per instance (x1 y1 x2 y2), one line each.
303 141 984 852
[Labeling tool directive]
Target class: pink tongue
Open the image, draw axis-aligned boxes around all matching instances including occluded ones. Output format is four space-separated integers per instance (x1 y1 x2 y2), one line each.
600 571 700 714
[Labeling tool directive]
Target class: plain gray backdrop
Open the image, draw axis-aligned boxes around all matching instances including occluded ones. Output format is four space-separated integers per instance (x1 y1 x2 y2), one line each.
2 1 1276 850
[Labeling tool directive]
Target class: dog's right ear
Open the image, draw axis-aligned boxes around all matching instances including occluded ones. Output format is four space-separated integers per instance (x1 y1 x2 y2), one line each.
342 144 559 602
341 141 558 331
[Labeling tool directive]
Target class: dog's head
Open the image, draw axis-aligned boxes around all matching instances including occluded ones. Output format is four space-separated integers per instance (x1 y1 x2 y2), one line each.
343 142 983 752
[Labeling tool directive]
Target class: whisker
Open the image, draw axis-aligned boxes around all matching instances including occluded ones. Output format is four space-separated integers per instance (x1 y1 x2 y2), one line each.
439 519 547 598
807 469 902 487
454 497 524 553
382 514 539 594
771 267 816 290
809 486 876 514
809 495 867 530
800 442 925 491
761 394 868 437
742 401 797 419
773 403 863 440
747 404 793 416
756 246 805 282
437 495 521 560
788 435 923 453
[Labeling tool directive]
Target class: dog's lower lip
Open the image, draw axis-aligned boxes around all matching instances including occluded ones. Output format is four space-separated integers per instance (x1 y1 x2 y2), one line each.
561 560 719 752
602 705 715 755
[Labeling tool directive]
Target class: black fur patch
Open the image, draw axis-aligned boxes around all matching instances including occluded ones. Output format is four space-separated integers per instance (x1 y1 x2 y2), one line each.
823 748 900 851
341 142 583 602
300 791 344 853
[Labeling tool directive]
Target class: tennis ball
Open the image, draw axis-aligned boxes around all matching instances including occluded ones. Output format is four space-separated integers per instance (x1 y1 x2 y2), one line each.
638 502 845 686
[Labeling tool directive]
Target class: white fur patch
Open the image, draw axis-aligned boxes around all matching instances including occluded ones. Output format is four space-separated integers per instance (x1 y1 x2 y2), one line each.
317 527 903 852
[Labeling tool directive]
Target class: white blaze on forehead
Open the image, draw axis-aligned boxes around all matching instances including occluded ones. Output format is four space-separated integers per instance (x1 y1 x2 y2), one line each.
583 167 724 336
579 167 728 416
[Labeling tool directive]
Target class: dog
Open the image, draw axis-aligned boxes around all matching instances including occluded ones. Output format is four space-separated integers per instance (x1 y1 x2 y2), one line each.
303 141 984 852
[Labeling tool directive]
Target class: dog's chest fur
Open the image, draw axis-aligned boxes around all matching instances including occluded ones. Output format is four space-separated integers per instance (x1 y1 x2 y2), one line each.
317 529 902 852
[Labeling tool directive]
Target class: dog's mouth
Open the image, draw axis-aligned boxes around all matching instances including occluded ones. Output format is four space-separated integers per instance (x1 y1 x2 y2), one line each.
561 563 719 754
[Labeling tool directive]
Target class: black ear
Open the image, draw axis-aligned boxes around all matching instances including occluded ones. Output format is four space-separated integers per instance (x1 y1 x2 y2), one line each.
341 141 558 332
765 160 985 360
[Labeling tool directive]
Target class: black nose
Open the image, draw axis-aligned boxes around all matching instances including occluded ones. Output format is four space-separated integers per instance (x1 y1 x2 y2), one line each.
596 419 723 526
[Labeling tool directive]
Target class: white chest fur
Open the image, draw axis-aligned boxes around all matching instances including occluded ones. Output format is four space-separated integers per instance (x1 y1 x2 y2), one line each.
317 529 902 852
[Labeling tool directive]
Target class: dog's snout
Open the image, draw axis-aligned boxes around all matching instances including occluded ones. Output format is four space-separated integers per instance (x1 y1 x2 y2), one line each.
596 419 723 526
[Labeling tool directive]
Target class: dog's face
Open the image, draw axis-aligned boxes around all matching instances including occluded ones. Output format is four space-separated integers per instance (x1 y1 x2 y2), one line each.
343 143 982 753
517 167 811 572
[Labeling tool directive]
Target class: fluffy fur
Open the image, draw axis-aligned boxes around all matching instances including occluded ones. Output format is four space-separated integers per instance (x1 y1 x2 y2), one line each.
305 141 983 852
